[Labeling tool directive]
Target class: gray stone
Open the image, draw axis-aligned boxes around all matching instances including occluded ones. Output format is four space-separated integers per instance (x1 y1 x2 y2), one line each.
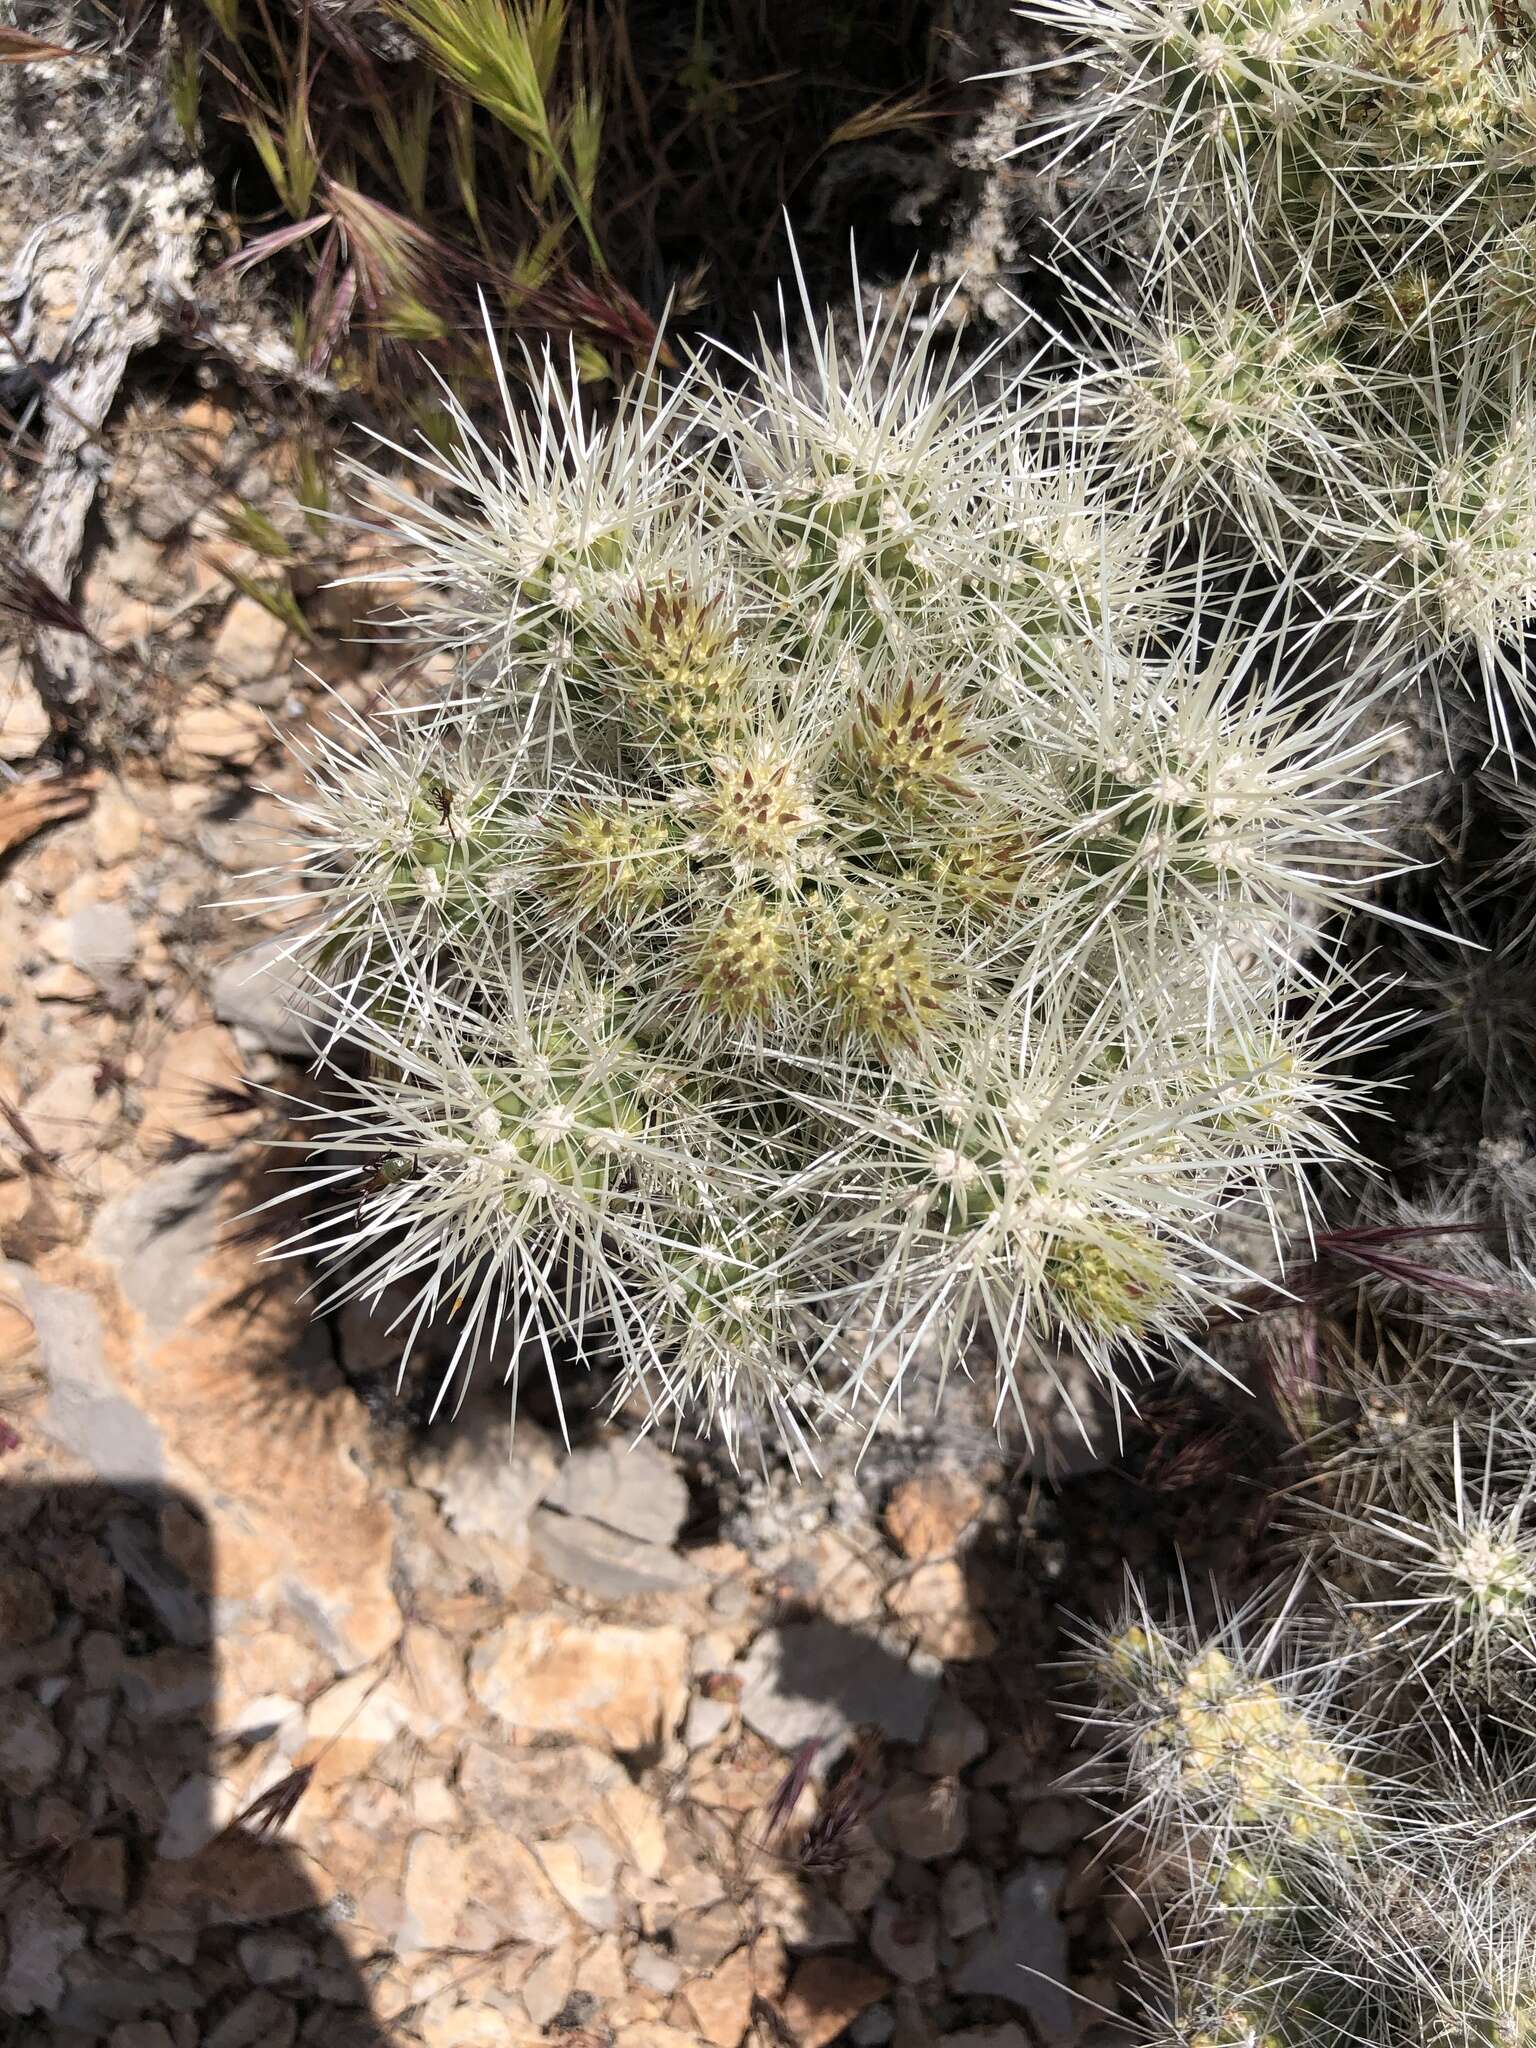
68 903 137 978
111 2025 175 2048
456 1742 623 1841
684 1695 734 1751
544 1434 691 1548
57 1948 168 2029
59 1836 127 1912
1014 1797 1091 1857
119 1649 211 1722
531 1508 700 1598
207 1989 298 2048
917 1693 987 1777
12 1266 166 1484
0 1691 63 1794
0 1565 56 1645
236 1933 311 1986
883 1776 967 1862
939 1860 992 1941
869 1896 938 1986
852 2006 895 2046
709 1579 751 1621
105 1517 206 1648
0 1879 85 2015
212 938 321 1058
89 1156 234 1346
951 1862 1072 2043
157 1772 223 1861
939 2029 1029 2048
412 1417 557 1545
631 1944 681 1995
738 1620 939 1757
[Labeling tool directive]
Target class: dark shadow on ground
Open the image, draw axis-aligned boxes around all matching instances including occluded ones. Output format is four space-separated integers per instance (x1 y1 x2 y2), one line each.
0 1481 387 2045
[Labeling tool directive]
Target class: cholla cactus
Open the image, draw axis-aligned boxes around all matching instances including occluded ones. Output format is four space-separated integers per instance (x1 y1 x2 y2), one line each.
1084 1175 1536 2045
271 281 1396 1458
1018 0 1536 731
1081 1593 1374 1915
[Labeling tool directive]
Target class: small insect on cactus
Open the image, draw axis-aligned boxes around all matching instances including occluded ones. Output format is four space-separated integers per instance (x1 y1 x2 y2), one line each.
272 271 1396 1458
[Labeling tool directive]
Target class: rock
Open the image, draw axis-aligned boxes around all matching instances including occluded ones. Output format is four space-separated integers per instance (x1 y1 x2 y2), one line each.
92 780 144 863
710 1580 751 1621
20 1062 117 1159
939 2029 1029 2048
0 1564 56 1644
576 1933 627 2000
950 1863 1072 2044
671 1898 746 1974
545 1434 691 1547
524 1941 577 2027
684 1695 734 1751
681 1944 756 2048
173 699 268 766
211 938 319 1057
296 1636 460 1801
0 655 50 760
236 1933 311 1985
883 1473 983 1561
103 1515 204 1647
852 2006 894 2046
120 1648 211 1721
213 597 291 682
869 1897 938 1986
885 1563 997 1662
0 1878 85 2014
397 1832 570 1954
206 1990 298 2048
883 1776 967 1862
1014 1797 1092 1857
536 1827 620 1931
470 1615 688 1755
33 962 97 1001
138 1828 319 1929
65 901 138 979
917 1693 987 1777
632 1944 683 1995
418 2003 514 2048
112 2025 175 2048
157 1770 237 1859
531 1507 701 1598
779 1957 889 2048
56 1948 172 2029
21 1156 401 1666
737 1621 938 1757
136 1023 263 1152
457 1740 666 1875
813 1537 882 1628
939 1861 992 1941
617 2028 709 2048
412 1416 558 1545
838 1840 896 1915
754 1872 854 1954
0 1690 64 1794
59 1836 127 1912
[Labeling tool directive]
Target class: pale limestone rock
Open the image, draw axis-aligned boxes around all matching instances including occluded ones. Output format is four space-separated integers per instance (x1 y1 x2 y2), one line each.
469 1616 688 1755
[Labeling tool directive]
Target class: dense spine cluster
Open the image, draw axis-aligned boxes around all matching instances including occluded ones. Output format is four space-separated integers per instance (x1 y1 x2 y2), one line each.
1021 0 1536 730
270 286 1392 1457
